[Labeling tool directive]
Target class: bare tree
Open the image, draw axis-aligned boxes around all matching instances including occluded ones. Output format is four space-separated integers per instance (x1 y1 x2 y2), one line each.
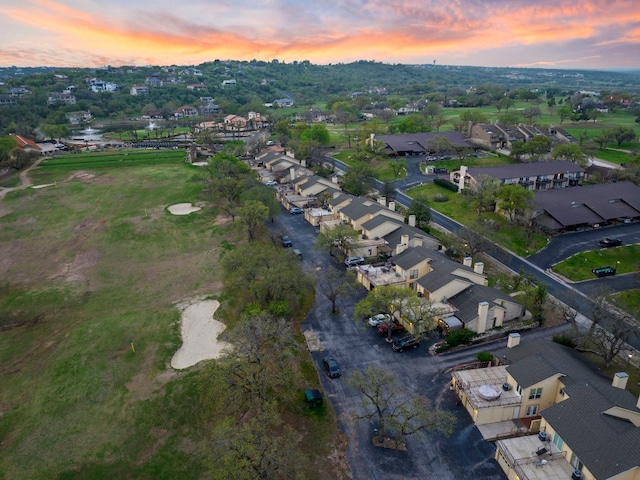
318 267 358 314
579 294 637 368
347 366 455 448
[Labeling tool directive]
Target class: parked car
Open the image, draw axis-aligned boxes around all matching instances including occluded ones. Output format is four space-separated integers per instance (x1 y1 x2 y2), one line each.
344 256 365 267
367 313 391 327
377 320 405 336
265 180 278 186
282 235 292 247
322 356 341 378
392 334 420 352
289 207 304 214
304 388 323 408
599 237 622 247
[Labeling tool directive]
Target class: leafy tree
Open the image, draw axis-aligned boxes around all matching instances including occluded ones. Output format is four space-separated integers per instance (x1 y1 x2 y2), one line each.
237 200 270 240
315 223 360 260
527 135 552 161
379 180 398 201
458 110 488 129
552 144 587 167
496 184 534 222
222 244 311 314
389 158 406 178
208 408 306 480
611 126 637 146
347 366 455 447
470 175 499 216
241 185 281 220
205 153 253 220
341 164 375 197
557 106 572 123
593 129 614 149
355 286 418 340
407 193 432 229
390 114 430 134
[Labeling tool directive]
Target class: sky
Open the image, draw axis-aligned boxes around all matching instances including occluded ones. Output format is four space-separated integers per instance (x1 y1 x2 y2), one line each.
0 0 639 70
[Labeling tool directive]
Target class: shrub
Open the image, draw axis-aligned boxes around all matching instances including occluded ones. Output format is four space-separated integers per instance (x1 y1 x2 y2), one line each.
477 351 494 362
432 193 449 202
445 328 475 348
433 178 459 192
552 334 576 348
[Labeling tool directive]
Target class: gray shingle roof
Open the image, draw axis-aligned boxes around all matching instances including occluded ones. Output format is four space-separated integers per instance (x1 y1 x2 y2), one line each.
494 340 640 479
534 181 640 228
466 160 583 180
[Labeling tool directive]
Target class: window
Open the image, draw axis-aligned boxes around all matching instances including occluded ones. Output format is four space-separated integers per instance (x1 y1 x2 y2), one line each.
570 453 583 471
553 433 564 450
410 269 418 279
526 405 538 416
529 387 542 399
516 385 523 396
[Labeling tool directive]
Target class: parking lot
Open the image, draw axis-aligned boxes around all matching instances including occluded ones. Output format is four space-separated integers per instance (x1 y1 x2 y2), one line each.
273 206 507 480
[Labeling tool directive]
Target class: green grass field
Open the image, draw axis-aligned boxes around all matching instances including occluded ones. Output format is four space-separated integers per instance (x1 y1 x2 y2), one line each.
0 157 336 479
552 245 640 281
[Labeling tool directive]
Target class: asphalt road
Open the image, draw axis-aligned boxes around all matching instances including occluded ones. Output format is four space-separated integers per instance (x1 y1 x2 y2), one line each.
273 206 510 480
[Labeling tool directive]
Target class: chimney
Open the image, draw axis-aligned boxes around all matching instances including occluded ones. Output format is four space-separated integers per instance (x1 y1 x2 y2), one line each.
474 262 484 274
408 215 416 227
396 234 409 255
463 257 473 267
458 165 468 192
289 166 296 180
612 372 629 390
507 333 521 348
378 196 386 206
332 176 338 184
477 301 489 334
388 201 396 211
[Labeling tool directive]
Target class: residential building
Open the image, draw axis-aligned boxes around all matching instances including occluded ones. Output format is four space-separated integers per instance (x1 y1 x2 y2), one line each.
47 92 76 105
452 337 640 480
130 85 149 95
533 181 640 233
173 105 199 117
451 161 585 192
65 111 93 125
374 131 474 156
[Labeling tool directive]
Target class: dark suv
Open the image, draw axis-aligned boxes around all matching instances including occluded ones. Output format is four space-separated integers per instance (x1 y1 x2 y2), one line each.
599 237 622 248
322 356 341 378
281 235 292 247
392 334 420 352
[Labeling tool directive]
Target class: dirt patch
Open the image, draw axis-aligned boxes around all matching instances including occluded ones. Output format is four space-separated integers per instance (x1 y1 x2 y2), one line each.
170 298 231 369
214 213 233 226
48 249 101 283
126 344 178 403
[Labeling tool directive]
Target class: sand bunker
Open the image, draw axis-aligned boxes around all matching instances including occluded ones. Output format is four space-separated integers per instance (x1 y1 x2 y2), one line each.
171 299 231 370
167 203 201 215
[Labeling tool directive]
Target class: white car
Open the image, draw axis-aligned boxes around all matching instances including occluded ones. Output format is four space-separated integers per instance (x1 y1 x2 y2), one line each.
344 256 365 267
367 313 391 327
265 180 278 186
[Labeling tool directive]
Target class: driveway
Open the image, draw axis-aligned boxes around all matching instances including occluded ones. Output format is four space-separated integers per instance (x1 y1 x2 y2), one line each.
273 206 508 480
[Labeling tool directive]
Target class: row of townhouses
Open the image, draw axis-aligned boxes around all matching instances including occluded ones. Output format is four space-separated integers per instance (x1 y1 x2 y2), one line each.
255 151 526 336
